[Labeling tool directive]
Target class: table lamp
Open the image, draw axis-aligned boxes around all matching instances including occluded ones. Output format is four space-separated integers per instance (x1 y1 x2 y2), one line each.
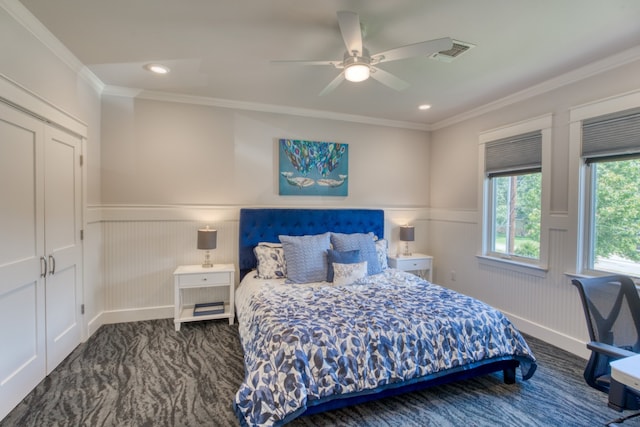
197 226 217 268
399 225 414 256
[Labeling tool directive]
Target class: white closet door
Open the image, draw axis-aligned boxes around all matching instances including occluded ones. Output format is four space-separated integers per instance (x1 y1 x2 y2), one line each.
44 126 82 374
0 103 46 418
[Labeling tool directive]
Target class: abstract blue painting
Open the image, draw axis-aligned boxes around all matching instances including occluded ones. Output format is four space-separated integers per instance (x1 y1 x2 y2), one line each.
279 139 348 196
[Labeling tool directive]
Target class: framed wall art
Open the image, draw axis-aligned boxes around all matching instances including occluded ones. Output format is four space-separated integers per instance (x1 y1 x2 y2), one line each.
278 139 348 196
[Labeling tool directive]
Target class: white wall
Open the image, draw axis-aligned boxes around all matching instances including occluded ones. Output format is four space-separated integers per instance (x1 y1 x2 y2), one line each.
428 57 640 357
101 95 431 206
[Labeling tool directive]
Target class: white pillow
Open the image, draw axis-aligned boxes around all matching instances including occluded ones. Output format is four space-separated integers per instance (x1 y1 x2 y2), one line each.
253 243 287 279
332 261 368 286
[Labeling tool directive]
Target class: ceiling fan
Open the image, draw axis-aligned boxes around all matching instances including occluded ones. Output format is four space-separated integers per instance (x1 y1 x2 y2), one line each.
274 11 453 96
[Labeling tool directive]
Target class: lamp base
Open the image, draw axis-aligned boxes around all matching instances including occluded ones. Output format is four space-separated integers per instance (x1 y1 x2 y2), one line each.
202 251 213 268
402 241 412 257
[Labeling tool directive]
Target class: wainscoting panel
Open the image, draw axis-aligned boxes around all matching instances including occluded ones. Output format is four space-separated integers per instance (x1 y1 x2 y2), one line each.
83 220 104 338
545 228 587 341
103 219 238 313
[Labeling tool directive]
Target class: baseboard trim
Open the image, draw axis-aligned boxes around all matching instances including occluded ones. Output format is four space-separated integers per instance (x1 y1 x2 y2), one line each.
505 311 590 360
92 306 174 329
87 313 104 339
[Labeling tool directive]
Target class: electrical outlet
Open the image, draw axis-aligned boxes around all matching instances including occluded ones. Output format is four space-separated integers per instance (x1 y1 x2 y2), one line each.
450 270 456 281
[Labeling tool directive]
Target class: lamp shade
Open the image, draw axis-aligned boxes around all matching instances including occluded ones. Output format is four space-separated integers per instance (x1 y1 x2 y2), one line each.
399 225 415 242
197 228 217 250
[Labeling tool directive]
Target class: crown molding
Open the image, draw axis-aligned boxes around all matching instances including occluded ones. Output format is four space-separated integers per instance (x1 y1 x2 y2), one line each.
1 0 104 94
101 86 431 131
432 45 640 130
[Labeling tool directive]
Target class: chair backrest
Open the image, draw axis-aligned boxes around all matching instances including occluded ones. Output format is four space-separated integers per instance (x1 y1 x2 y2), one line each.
571 275 640 353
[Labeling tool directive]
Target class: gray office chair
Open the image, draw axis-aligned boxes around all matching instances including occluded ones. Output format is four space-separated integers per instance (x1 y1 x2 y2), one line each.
571 275 640 411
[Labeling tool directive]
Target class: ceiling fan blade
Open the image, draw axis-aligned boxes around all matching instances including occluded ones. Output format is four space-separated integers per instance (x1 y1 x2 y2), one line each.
369 67 409 91
271 59 340 66
373 37 453 63
337 11 363 56
319 73 345 96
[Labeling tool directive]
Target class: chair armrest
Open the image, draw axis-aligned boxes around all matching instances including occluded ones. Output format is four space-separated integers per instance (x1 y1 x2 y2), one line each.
587 341 637 359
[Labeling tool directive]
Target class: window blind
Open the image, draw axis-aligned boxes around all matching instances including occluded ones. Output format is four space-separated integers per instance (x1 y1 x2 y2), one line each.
582 106 640 163
485 130 542 177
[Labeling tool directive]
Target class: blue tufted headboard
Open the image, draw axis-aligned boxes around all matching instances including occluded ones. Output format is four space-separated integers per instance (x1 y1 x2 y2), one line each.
238 208 384 279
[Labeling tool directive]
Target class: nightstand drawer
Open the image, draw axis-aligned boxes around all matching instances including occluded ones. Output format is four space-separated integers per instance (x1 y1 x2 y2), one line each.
387 254 433 281
393 258 431 271
179 272 231 287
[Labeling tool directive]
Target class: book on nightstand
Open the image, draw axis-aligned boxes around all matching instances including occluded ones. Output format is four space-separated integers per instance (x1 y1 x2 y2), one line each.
193 301 224 316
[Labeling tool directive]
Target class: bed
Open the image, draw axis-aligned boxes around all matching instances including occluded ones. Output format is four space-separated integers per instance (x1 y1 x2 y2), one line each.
233 208 536 426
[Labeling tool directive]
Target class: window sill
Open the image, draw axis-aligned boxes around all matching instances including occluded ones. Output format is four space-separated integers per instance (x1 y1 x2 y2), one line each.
563 271 593 280
564 271 640 285
476 255 548 278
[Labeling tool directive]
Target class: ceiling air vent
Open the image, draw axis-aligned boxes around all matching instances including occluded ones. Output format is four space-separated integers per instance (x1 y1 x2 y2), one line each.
429 40 475 62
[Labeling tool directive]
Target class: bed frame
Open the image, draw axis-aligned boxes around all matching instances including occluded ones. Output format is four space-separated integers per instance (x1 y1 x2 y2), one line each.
237 208 520 418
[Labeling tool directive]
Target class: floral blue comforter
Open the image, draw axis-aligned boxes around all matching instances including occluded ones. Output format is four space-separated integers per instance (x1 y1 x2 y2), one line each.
234 270 536 426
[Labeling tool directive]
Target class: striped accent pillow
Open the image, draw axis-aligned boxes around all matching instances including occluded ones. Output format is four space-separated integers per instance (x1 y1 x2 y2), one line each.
279 233 331 283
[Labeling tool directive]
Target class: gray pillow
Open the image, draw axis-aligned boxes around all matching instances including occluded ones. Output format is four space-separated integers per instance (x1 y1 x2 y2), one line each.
330 232 381 275
279 233 331 283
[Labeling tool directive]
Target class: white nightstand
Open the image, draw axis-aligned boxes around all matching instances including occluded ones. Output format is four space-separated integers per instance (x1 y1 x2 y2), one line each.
173 264 235 331
387 253 433 282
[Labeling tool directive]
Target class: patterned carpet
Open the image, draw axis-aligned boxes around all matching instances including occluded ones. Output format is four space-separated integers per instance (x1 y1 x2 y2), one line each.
2 318 639 427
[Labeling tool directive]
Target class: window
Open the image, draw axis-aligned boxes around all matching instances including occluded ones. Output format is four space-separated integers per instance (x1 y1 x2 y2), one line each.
485 131 542 260
479 115 551 271
490 172 541 259
580 106 640 277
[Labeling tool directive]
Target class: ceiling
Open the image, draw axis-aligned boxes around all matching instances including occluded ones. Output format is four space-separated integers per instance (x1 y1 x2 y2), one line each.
18 0 640 128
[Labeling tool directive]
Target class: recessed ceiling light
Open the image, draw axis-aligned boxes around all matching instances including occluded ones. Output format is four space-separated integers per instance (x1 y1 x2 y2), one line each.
143 63 170 74
418 104 431 110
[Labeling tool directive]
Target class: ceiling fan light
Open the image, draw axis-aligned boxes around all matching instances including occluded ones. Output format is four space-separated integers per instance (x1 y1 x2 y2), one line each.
344 64 370 82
